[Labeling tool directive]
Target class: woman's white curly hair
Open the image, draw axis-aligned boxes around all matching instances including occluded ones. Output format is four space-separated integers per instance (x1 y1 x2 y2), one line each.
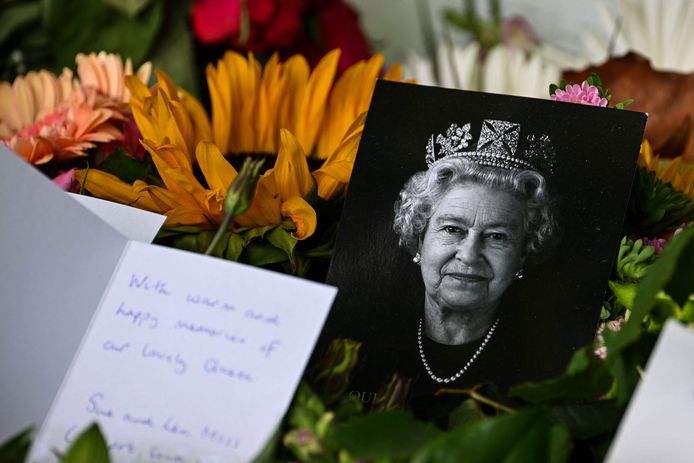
393 157 556 256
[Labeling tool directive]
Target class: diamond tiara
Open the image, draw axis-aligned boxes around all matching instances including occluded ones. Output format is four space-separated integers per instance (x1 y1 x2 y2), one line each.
425 120 556 176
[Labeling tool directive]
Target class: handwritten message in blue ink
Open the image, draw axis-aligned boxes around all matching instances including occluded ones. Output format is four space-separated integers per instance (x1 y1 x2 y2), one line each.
31 241 336 463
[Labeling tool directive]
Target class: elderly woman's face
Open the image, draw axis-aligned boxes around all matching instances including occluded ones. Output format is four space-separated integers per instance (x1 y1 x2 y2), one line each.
419 182 526 315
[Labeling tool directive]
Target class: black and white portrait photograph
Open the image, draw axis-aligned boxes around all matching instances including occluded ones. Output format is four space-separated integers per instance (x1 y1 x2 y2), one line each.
321 80 647 399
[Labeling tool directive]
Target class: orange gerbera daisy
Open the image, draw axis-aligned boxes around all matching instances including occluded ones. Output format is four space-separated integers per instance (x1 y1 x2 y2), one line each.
76 51 152 106
0 52 152 165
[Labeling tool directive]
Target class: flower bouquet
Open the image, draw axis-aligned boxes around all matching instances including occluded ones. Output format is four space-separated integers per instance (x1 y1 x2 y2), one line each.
2 38 694 463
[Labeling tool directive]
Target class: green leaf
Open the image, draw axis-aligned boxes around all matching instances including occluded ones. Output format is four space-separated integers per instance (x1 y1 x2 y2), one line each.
61 423 110 463
448 399 486 428
170 230 244 261
608 281 637 311
243 224 278 244
147 0 199 97
547 400 623 439
0 427 33 463
444 10 478 33
43 0 164 69
614 226 694 353
332 410 440 460
509 346 612 404
101 0 152 17
604 226 693 403
0 1 40 44
662 233 694 306
615 237 657 282
587 73 602 88
411 409 571 463
615 99 634 110
97 149 152 184
266 226 298 268
549 83 558 96
625 167 694 235
243 240 289 266
223 233 245 261
599 305 611 320
604 331 658 404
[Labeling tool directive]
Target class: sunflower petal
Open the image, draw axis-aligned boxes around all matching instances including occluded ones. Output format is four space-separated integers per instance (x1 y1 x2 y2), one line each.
236 171 283 227
281 196 317 240
294 49 340 154
196 141 237 192
275 129 313 200
74 169 163 212
314 124 363 199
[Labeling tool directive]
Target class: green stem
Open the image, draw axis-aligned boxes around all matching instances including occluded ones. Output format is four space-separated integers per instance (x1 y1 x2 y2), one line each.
79 160 90 195
436 387 516 414
204 210 235 256
469 390 516 414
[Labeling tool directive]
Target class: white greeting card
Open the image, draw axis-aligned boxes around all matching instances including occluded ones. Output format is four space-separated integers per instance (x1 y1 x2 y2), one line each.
0 148 337 462
70 194 165 243
606 320 694 463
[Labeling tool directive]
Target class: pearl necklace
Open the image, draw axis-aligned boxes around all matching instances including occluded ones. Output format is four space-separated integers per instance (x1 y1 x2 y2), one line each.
417 318 499 384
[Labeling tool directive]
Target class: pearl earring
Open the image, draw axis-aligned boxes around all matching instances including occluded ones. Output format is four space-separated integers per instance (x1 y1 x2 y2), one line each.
515 269 524 280
413 252 421 264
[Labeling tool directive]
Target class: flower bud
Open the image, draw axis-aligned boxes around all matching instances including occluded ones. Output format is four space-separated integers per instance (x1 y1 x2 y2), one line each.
309 338 361 405
224 156 264 216
372 373 412 411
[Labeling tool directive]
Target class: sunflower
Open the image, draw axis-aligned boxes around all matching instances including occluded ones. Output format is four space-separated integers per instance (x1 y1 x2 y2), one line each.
76 50 407 242
639 139 694 201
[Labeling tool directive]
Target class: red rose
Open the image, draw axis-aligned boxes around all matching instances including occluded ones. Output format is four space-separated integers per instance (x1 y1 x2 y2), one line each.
317 0 370 72
246 0 306 51
263 0 305 49
191 0 241 44
247 0 275 25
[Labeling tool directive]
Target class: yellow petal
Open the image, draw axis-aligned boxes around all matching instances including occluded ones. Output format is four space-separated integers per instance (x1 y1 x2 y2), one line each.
130 102 157 144
661 157 681 183
74 169 164 213
236 171 282 227
281 196 317 240
196 141 237 192
314 128 362 199
275 129 313 200
141 139 191 173
179 88 212 142
293 49 340 154
207 62 231 153
155 69 179 101
383 63 403 81
125 75 151 105
280 55 309 138
638 140 653 168
154 90 190 158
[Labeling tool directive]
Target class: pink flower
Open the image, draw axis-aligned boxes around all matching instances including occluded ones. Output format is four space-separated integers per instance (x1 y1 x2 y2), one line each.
594 345 607 360
53 168 78 192
551 81 608 107
594 316 626 359
642 237 667 255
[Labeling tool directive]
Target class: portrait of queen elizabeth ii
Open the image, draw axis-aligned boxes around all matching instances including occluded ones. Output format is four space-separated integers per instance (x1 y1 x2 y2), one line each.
393 120 557 384
320 80 646 399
